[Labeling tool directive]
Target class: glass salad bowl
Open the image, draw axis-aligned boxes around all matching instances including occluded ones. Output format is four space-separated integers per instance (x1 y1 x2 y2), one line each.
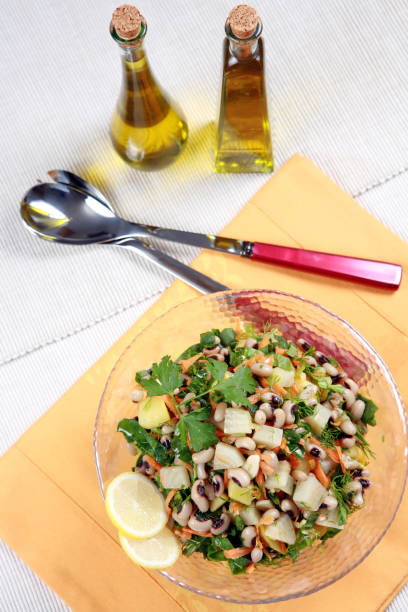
94 289 407 603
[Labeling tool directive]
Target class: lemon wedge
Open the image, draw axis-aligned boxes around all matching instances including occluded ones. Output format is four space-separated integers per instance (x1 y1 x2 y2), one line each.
105 472 167 539
119 527 180 569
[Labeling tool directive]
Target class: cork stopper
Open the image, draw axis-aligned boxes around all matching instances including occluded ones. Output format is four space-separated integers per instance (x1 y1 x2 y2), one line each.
112 5 143 40
228 5 259 39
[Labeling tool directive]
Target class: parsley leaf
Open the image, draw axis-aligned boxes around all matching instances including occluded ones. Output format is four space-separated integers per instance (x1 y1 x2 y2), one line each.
228 556 250 574
171 421 193 463
273 354 292 371
286 342 299 358
207 358 228 383
275 334 289 349
181 405 218 452
117 418 171 465
357 394 379 427
215 365 257 407
177 343 202 361
200 331 216 348
136 356 182 397
283 429 305 457
219 328 236 346
294 400 316 421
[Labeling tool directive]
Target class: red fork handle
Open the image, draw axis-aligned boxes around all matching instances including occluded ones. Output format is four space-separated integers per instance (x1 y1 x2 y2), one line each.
250 242 402 289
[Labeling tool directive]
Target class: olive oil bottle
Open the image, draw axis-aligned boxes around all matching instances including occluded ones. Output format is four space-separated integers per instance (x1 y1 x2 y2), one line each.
110 5 188 170
215 5 273 173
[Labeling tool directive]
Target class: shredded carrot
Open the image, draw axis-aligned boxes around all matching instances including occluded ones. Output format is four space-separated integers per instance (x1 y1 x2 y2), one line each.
216 428 226 438
165 489 177 515
224 547 252 559
234 353 264 372
275 346 286 356
255 469 267 499
336 444 346 473
280 437 290 453
292 359 301 367
258 335 269 349
283 424 296 429
313 462 330 489
163 394 180 418
288 455 301 469
230 502 242 516
143 454 162 471
224 470 229 488
325 447 341 463
178 353 202 374
260 453 272 463
174 528 191 539
248 393 261 404
246 562 256 574
279 541 287 554
273 383 286 396
260 461 275 475
290 384 299 395
259 377 270 389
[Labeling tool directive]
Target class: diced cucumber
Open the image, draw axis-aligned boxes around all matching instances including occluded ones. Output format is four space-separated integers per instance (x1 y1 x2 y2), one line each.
210 494 228 512
239 504 261 525
224 408 253 435
138 396 170 429
159 466 190 489
270 367 295 388
293 473 327 511
213 442 245 469
316 507 345 530
304 403 331 435
243 454 260 479
228 480 254 506
264 514 296 545
253 425 283 449
265 470 294 496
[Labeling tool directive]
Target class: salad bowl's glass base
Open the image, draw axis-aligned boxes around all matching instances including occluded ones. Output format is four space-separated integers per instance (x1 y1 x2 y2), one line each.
94 289 407 603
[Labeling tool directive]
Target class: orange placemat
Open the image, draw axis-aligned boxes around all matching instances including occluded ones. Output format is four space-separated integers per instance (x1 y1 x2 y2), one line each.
1 155 408 612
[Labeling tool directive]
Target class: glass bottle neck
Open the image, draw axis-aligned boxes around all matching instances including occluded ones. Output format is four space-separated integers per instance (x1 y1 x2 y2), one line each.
225 19 262 60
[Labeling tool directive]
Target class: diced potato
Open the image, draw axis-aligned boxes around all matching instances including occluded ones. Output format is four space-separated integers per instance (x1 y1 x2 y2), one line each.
160 466 190 489
210 494 228 512
253 425 283 449
259 526 284 553
239 504 261 525
294 371 308 390
293 473 327 511
316 507 344 530
243 454 260 479
265 471 294 496
264 514 296 545
224 408 253 435
228 480 254 506
138 396 170 429
304 403 331 435
213 442 244 469
270 367 295 388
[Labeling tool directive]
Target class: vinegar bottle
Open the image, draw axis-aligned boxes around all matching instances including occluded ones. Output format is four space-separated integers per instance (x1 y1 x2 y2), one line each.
110 5 188 169
215 5 273 173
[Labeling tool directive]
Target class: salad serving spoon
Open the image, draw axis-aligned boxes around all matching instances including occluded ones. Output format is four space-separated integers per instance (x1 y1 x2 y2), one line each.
20 182 228 294
46 169 402 289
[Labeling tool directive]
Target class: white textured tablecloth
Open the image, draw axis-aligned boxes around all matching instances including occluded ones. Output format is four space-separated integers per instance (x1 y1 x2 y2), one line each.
1 1 407 610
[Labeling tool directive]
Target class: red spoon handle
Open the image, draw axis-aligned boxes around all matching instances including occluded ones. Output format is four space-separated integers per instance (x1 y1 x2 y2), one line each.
251 242 402 288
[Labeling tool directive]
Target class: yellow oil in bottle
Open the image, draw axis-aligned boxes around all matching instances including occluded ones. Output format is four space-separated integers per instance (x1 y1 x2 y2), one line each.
110 19 188 170
215 17 273 173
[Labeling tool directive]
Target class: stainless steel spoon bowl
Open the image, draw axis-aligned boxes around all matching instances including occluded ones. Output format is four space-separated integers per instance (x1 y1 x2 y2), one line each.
21 183 228 294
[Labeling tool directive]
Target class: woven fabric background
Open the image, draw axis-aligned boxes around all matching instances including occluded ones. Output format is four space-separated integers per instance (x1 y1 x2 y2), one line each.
1 0 407 610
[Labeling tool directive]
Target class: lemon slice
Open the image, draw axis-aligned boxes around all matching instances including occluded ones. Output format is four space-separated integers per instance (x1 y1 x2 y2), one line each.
119 527 180 569
105 472 167 539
